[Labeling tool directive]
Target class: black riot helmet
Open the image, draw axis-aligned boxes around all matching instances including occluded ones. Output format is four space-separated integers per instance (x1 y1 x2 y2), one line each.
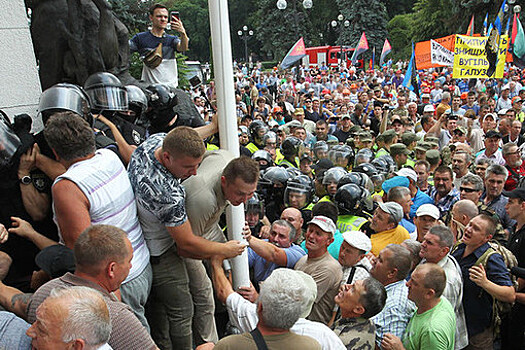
145 84 178 133
245 192 264 217
84 72 128 113
328 144 354 168
260 166 292 188
284 174 314 209
249 120 268 146
322 166 347 186
252 150 274 171
0 111 22 169
121 85 148 123
338 172 374 193
355 148 375 165
38 83 93 126
313 140 329 160
371 157 390 174
334 184 373 216
280 136 302 158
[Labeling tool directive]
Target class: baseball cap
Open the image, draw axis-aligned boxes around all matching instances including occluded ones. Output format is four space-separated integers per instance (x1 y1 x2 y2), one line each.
382 176 410 193
415 204 440 220
35 244 76 279
421 93 431 99
425 149 441 162
308 216 337 235
485 130 502 139
341 114 352 120
497 108 508 116
423 104 435 112
378 202 404 223
294 108 305 116
391 116 403 124
401 132 420 145
390 143 411 156
512 96 523 104
454 126 467 135
288 120 301 128
503 187 525 200
342 231 372 252
395 168 417 182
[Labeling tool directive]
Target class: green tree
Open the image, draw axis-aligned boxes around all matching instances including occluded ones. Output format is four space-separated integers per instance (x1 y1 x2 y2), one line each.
336 0 388 62
252 0 318 60
382 0 416 20
410 0 456 41
387 14 414 61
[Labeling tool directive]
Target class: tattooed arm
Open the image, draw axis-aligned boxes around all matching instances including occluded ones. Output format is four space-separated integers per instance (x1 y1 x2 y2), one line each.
0 281 32 320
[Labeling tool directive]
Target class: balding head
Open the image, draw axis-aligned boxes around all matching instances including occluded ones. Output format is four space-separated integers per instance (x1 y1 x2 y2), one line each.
280 207 304 236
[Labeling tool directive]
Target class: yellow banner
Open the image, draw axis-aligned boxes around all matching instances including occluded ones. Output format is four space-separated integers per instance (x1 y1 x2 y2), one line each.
452 34 509 78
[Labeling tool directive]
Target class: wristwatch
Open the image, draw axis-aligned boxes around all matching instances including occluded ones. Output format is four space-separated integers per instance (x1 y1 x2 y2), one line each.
20 175 32 185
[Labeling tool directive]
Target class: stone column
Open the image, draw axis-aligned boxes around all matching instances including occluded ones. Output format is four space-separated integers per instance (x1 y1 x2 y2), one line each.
0 0 42 131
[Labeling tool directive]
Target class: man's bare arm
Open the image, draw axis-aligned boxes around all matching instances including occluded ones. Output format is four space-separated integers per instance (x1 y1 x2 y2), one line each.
0 282 31 319
210 256 234 304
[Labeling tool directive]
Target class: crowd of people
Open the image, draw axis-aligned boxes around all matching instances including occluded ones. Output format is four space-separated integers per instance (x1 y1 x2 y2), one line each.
2 3 525 350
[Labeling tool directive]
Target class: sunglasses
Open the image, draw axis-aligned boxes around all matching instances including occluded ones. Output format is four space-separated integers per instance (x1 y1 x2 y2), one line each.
459 187 478 193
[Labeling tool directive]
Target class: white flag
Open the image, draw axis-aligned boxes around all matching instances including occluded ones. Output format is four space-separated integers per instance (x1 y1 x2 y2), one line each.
430 39 454 66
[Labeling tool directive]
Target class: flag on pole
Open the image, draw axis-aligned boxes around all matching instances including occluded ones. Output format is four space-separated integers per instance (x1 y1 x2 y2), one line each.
495 0 507 34
351 32 369 65
512 13 519 43
402 42 419 97
372 47 376 71
379 39 392 66
483 13 489 36
280 37 307 70
513 15 525 68
486 0 507 77
466 15 475 36
506 16 511 35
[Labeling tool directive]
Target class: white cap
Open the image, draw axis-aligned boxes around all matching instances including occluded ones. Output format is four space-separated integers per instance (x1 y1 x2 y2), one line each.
396 168 418 183
308 216 337 235
342 231 372 252
497 108 508 115
415 204 440 220
423 104 435 112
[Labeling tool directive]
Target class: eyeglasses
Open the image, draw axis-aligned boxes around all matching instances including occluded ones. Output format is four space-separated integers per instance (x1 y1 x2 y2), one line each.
305 100 312 103
459 187 478 193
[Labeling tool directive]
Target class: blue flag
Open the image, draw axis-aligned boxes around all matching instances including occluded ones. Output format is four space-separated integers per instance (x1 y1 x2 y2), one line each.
483 13 488 36
402 43 417 93
494 0 507 34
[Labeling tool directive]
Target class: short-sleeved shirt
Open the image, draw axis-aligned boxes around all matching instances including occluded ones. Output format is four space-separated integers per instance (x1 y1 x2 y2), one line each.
182 150 234 242
332 317 376 349
452 242 514 336
402 298 456 350
370 225 410 256
430 187 460 219
371 280 416 345
225 293 345 350
295 252 343 325
248 242 306 285
0 311 31 349
214 331 321 350
129 31 181 88
26 273 156 350
128 134 187 256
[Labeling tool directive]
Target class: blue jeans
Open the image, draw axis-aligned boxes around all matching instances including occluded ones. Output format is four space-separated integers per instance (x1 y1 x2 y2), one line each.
146 245 193 350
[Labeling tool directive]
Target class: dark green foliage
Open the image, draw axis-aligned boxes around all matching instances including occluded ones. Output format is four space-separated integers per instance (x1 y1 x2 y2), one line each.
387 14 414 60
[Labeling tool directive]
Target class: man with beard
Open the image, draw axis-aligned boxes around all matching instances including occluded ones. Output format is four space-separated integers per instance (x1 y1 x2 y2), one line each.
502 143 525 191
245 219 306 288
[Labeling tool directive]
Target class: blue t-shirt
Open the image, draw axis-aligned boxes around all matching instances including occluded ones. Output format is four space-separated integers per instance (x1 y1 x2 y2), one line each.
248 242 306 286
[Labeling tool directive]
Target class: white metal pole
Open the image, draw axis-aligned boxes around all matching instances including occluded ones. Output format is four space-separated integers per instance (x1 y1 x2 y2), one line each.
208 0 250 289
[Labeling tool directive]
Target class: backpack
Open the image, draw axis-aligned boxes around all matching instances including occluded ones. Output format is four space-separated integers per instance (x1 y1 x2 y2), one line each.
473 241 518 336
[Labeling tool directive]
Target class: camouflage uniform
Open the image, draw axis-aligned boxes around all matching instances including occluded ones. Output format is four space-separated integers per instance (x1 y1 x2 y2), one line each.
332 317 376 349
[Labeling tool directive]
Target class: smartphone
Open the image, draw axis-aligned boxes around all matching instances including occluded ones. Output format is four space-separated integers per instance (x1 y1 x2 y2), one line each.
189 76 202 88
170 11 180 22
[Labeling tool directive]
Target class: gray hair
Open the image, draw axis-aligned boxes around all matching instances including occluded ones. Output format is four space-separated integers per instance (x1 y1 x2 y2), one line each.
401 239 422 270
442 91 451 101
385 244 413 281
460 174 484 192
49 286 111 348
387 186 411 203
360 277 387 319
428 226 454 249
257 269 310 329
453 151 471 164
502 142 519 156
271 219 297 242
44 112 96 162
485 164 508 181
475 158 494 167
453 199 479 220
